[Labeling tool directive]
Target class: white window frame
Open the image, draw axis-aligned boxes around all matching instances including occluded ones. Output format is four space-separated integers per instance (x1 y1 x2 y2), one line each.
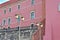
30 11 35 19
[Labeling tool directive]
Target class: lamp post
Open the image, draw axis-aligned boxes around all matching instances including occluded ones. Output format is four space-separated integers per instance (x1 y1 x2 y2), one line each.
15 14 24 40
36 22 43 40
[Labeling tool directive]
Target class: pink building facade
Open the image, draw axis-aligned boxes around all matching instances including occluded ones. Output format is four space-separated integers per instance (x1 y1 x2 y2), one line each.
2 0 60 40
0 0 45 40
44 0 60 40
0 0 43 28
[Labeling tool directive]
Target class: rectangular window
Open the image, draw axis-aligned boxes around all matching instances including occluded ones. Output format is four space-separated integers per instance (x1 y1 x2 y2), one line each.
18 5 20 10
30 11 35 19
4 9 6 14
9 8 11 12
31 0 35 5
8 18 11 25
2 19 6 26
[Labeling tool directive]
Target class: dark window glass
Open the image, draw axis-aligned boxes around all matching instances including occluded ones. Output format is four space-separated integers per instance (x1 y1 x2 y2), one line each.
4 10 6 14
8 18 11 25
31 11 35 19
9 8 11 12
18 5 20 10
3 19 6 26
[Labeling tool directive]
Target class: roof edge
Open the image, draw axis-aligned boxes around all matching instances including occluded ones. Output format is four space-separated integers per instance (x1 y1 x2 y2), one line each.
0 0 18 8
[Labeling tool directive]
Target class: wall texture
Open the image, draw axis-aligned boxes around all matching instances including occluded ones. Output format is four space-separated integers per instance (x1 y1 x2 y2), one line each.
44 0 60 40
0 0 43 28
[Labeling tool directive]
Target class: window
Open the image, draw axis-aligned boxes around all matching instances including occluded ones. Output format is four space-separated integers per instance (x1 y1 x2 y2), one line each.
9 8 11 12
31 23 34 28
8 18 11 25
31 0 35 5
30 23 34 32
58 3 60 11
30 11 35 19
18 5 20 10
4 9 6 14
2 19 6 26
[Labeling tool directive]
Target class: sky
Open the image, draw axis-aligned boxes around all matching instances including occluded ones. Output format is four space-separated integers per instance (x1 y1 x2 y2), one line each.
0 0 9 4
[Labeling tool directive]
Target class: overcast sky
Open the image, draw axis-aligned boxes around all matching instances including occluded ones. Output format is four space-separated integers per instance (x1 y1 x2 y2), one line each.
0 0 9 4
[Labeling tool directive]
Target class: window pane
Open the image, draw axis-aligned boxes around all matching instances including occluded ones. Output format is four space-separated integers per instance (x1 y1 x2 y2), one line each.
31 0 35 5
8 18 10 25
4 10 6 14
3 19 6 26
2 19 6 26
18 5 20 10
31 11 35 19
9 8 11 12
31 24 34 29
